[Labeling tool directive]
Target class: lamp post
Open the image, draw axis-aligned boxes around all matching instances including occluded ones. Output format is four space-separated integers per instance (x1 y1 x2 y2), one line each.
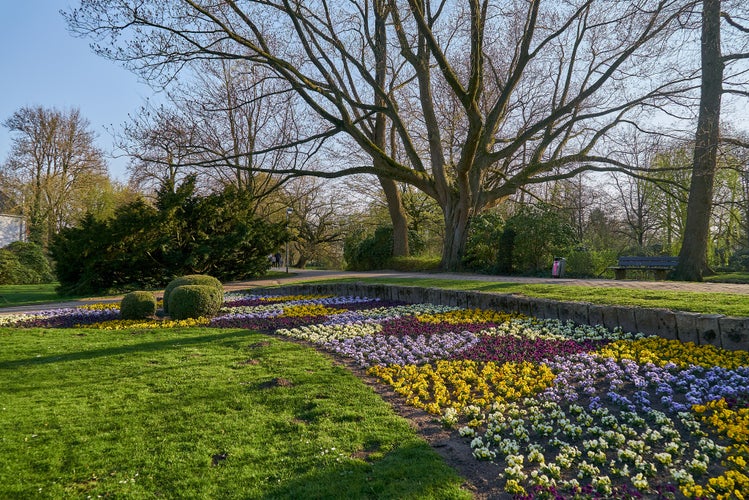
285 207 293 274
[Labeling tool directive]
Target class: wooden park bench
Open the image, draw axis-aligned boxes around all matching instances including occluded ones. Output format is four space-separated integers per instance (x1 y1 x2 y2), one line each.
608 256 679 280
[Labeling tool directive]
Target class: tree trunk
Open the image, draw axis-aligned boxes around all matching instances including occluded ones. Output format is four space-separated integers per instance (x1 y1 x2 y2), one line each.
441 196 471 271
379 176 409 257
675 0 723 281
372 0 408 258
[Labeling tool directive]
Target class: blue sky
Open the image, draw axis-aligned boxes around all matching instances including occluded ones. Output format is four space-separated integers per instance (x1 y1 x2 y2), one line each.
0 1 156 181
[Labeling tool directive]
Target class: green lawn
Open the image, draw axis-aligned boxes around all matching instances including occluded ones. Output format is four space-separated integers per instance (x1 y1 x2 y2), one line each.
0 284 65 306
313 277 749 317
704 271 749 284
0 327 469 499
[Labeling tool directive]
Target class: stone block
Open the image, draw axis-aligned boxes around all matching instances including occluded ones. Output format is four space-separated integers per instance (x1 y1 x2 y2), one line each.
587 304 607 327
515 296 533 317
540 300 560 321
440 290 459 307
529 298 555 320
697 314 724 348
464 292 487 309
599 306 621 332
634 308 661 337
558 301 590 325
661 310 679 340
425 288 442 305
501 294 521 314
674 312 700 344
615 307 639 334
386 285 401 302
470 293 507 312
718 317 749 351
393 286 414 303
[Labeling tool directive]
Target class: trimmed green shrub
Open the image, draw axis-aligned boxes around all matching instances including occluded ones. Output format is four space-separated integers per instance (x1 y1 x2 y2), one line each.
120 291 158 320
163 274 223 314
168 285 223 320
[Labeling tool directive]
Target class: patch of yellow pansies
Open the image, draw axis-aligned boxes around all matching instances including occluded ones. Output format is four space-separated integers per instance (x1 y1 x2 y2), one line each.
416 308 522 325
597 337 749 369
83 317 210 329
279 304 347 317
78 302 120 310
686 399 749 499
368 360 555 415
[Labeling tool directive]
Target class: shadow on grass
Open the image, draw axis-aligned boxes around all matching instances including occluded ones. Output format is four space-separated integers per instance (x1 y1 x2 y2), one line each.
0 329 257 370
264 439 470 500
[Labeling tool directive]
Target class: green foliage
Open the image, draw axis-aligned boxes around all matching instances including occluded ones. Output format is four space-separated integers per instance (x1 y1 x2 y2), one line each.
463 212 504 272
51 202 161 295
726 248 749 272
0 251 29 285
0 242 54 285
120 291 157 320
504 205 577 274
167 284 224 320
344 226 425 271
344 226 394 270
462 206 577 275
563 247 618 278
6 242 54 283
50 178 286 295
163 274 223 314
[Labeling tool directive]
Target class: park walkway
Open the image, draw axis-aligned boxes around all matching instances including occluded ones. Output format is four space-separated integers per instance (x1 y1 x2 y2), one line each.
2 268 749 316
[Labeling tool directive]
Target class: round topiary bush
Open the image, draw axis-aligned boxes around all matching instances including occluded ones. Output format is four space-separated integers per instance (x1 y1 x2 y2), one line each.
163 275 223 314
120 291 158 320
168 284 223 320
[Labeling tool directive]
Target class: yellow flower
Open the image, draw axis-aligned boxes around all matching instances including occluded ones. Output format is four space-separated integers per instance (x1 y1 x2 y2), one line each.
83 317 210 329
78 302 120 311
687 399 749 498
368 360 554 415
280 304 346 317
597 338 749 369
417 309 523 324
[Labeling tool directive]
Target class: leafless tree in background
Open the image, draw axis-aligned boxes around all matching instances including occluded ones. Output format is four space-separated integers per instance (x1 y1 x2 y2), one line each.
2 106 107 246
68 0 699 269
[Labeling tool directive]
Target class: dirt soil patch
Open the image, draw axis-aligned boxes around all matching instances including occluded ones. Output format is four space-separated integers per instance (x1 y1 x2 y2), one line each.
329 350 510 499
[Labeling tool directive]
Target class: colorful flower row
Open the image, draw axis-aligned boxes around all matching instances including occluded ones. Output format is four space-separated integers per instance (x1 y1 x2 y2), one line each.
2 292 748 499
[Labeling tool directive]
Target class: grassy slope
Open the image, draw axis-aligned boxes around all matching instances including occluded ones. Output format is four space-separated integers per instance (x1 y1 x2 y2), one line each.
0 327 469 499
0 284 65 306
314 277 749 317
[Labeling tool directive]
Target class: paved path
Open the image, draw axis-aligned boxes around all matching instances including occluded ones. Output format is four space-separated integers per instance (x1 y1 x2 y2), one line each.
3 268 748 315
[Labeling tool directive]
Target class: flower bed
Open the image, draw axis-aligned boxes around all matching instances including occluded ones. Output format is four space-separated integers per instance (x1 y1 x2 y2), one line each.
3 292 748 499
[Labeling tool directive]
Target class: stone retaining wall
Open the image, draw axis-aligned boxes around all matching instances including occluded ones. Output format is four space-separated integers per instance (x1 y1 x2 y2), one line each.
254 282 749 351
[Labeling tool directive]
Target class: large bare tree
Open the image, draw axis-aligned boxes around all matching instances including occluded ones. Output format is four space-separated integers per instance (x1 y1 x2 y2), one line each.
2 106 107 246
675 0 749 280
68 0 697 269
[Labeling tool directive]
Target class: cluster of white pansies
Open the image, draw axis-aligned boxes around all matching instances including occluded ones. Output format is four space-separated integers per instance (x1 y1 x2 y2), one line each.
276 321 383 343
460 397 728 496
481 318 651 342
357 303 461 319
218 304 285 315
